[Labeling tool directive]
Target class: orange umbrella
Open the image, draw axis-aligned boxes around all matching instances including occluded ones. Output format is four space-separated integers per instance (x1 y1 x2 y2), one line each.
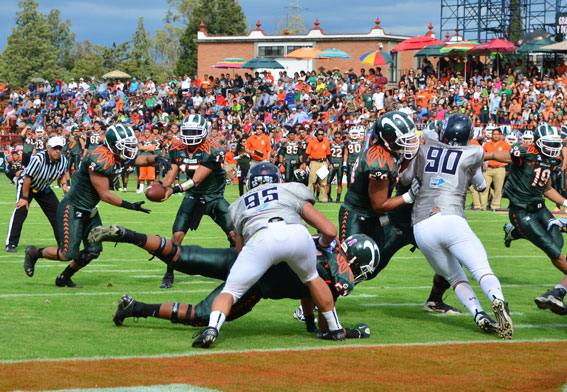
285 47 323 59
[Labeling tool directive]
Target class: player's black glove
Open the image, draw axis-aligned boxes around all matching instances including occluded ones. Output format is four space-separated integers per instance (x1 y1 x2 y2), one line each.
121 200 151 214
313 235 334 253
154 156 172 173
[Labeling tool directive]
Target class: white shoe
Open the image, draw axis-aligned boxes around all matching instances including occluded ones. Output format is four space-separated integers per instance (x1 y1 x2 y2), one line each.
122 188 127 193
136 189 143 194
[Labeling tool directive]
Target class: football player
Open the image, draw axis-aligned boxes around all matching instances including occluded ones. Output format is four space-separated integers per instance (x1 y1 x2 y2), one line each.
521 130 534 145
23 124 171 288
344 125 365 189
193 162 345 347
87 225 377 340
401 113 513 339
326 130 346 203
492 123 567 315
159 114 232 289
278 128 302 183
84 120 105 151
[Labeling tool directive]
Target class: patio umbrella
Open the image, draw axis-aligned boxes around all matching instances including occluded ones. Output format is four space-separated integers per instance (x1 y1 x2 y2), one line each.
102 70 131 79
517 30 550 46
516 37 555 54
360 51 393 66
30 77 45 83
211 58 246 68
541 41 567 52
285 48 322 59
440 41 481 80
414 44 445 57
391 36 446 52
241 57 285 70
316 49 351 59
471 38 517 54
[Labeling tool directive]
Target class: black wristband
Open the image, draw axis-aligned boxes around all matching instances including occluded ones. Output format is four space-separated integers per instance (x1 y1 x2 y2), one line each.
20 196 29 201
120 200 136 210
172 185 183 194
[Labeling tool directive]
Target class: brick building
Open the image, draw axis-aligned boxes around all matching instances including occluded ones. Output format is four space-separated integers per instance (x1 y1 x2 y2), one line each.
197 17 435 83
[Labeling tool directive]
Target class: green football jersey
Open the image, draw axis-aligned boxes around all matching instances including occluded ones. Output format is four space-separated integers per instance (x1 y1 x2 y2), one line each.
279 139 301 162
85 130 105 150
34 134 48 152
67 145 131 210
329 141 346 165
344 141 398 216
346 139 364 163
168 139 226 201
70 130 84 154
21 134 36 154
504 143 561 208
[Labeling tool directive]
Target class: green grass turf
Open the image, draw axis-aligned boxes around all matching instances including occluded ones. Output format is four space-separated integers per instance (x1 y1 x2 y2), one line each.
0 178 566 361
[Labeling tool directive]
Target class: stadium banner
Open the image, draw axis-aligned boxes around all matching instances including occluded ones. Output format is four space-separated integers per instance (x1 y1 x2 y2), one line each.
556 12 567 42
0 151 5 173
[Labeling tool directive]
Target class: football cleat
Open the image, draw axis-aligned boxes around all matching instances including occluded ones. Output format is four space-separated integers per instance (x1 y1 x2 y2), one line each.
55 276 82 288
24 245 39 277
293 305 305 322
317 329 346 341
492 298 513 339
113 294 137 326
160 272 174 289
192 327 218 348
88 225 126 244
474 311 499 334
534 287 567 315
424 301 462 314
6 244 17 253
503 224 515 248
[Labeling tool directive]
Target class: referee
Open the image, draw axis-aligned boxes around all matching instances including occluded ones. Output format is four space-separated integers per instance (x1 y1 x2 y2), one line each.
6 136 69 253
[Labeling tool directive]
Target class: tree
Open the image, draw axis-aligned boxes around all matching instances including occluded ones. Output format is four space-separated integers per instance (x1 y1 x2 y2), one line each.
275 14 307 35
71 40 104 80
127 17 155 79
1 0 61 86
176 0 247 77
508 0 524 44
152 24 183 81
47 9 76 72
164 0 199 25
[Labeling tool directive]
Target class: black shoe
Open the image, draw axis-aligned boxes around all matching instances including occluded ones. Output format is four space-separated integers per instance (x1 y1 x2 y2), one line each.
87 225 126 244
335 197 340 203
192 327 218 348
503 224 514 248
424 301 462 314
24 246 39 277
6 244 16 253
113 294 137 326
534 287 567 315
329 328 346 341
160 272 174 289
55 276 82 288
474 310 499 334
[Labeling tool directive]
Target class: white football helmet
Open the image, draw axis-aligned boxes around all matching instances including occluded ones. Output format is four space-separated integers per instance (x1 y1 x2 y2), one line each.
180 114 208 146
485 123 498 138
505 133 517 145
522 130 534 145
35 126 45 136
348 125 366 140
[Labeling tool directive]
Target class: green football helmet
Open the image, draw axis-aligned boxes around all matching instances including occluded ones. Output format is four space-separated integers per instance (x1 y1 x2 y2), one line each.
104 123 138 160
181 114 208 146
534 123 562 158
372 111 419 159
340 234 380 284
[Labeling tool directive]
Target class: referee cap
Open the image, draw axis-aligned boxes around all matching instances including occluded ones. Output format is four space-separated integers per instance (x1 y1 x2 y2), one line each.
48 136 65 148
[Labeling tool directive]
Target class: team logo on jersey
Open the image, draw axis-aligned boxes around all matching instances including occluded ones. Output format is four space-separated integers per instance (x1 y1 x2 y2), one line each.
430 176 445 187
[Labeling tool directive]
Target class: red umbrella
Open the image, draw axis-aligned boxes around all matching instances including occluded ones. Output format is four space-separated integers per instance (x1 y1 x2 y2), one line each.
391 36 446 52
470 38 518 54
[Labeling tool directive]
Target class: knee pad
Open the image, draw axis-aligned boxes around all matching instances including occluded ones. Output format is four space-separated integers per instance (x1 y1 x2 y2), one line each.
150 236 179 265
74 251 99 267
170 303 193 325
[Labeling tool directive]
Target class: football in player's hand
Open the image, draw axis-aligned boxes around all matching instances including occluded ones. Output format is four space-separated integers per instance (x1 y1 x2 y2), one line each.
145 183 166 202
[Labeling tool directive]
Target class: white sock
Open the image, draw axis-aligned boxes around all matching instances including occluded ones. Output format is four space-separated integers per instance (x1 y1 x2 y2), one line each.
208 310 226 331
479 274 504 302
555 284 567 292
138 183 144 191
321 309 341 331
454 282 483 316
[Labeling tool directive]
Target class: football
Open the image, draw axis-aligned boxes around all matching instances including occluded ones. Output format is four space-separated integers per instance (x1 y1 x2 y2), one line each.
145 183 166 202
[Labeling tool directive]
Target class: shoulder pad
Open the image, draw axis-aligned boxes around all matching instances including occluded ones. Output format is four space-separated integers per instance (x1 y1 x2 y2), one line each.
89 145 116 173
169 139 185 151
365 145 396 172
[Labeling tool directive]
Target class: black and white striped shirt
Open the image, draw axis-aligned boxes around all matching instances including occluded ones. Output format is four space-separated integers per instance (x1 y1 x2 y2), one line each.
22 150 68 192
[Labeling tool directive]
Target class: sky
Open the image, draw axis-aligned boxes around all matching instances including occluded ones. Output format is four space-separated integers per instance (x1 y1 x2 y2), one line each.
0 0 443 50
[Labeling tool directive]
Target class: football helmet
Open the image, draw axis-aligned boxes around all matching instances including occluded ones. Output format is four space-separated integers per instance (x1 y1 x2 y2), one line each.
534 123 562 158
522 130 534 145
371 111 419 160
348 125 366 140
293 168 307 183
505 133 517 145
180 114 208 146
485 123 498 138
340 234 380 284
439 113 473 146
105 124 138 160
35 126 45 137
247 162 282 190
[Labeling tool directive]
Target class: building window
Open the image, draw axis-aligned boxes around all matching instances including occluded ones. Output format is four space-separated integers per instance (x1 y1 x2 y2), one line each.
286 45 310 54
258 46 284 57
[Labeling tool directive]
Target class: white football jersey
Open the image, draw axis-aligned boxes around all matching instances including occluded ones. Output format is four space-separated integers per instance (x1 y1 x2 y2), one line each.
401 131 484 224
229 182 315 243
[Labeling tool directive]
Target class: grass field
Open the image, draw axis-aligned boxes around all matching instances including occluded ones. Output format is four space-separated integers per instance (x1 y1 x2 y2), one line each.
0 179 566 391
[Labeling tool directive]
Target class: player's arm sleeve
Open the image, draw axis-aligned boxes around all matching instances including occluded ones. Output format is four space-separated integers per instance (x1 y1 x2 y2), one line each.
509 145 523 166
228 201 240 234
399 158 417 186
471 167 487 191
289 183 316 208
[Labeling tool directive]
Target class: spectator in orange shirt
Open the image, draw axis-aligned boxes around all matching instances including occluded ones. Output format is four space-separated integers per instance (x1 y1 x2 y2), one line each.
306 129 331 202
224 144 238 184
245 122 271 167
481 127 511 210
415 88 431 109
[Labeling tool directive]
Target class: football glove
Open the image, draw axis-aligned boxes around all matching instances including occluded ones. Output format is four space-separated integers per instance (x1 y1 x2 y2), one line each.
547 218 567 232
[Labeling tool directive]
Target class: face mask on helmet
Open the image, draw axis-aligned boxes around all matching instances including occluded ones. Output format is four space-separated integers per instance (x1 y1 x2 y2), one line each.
349 126 365 140
535 130 562 158
106 125 139 160
181 115 208 146
522 131 534 144
113 136 139 160
246 163 282 190
375 112 419 160
340 234 380 284
35 127 45 136
505 135 517 144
